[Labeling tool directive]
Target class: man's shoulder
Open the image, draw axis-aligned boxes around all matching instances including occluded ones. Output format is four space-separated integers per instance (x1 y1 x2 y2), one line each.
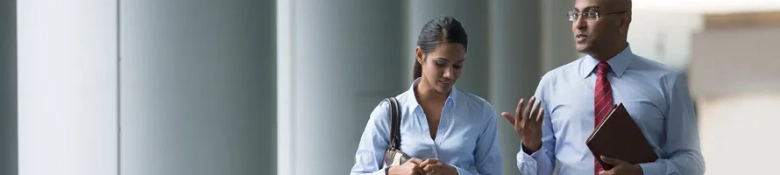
539 57 585 85
628 55 691 95
633 55 679 72
631 55 686 80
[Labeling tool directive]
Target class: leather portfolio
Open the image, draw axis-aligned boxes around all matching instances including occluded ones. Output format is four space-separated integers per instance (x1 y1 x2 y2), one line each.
586 103 659 170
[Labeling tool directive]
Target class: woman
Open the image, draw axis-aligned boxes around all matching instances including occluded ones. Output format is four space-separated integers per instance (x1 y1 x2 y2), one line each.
350 16 502 175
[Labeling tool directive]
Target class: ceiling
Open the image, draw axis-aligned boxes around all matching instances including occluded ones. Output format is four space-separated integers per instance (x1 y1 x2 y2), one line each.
633 0 780 14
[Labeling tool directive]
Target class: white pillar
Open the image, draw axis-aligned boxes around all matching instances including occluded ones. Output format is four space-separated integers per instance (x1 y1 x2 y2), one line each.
276 1 406 174
406 0 491 98
489 1 541 174
17 1 118 174
120 1 276 174
0 1 16 174
542 0 578 72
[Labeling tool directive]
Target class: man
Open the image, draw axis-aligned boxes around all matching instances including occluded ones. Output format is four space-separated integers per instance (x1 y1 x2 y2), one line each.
502 0 705 174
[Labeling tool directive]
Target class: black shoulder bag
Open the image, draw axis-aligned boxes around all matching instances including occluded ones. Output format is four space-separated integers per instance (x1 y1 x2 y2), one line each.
381 97 411 169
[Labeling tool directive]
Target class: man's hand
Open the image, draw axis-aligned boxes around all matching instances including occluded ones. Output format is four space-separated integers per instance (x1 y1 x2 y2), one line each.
419 159 457 175
501 97 545 152
598 156 643 175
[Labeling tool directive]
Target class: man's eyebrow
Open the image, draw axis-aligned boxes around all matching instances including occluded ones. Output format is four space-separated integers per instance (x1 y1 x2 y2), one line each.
583 5 600 11
575 5 601 12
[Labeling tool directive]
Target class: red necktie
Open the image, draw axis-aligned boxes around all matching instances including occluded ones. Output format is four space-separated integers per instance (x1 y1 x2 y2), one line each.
594 61 613 174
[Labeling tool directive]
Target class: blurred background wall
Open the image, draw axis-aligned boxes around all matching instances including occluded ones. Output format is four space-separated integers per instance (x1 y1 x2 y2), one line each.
0 0 17 175
690 11 780 175
17 0 117 174
276 1 405 174
119 1 276 175
6 0 780 175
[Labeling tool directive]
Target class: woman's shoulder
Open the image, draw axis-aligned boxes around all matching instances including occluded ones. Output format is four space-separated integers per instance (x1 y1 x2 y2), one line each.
452 88 495 115
368 89 414 117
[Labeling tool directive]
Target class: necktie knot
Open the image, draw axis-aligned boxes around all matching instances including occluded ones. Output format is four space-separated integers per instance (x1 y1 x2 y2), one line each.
597 61 611 75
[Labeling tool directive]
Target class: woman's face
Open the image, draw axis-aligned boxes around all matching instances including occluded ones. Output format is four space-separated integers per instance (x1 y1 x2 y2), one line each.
417 42 466 94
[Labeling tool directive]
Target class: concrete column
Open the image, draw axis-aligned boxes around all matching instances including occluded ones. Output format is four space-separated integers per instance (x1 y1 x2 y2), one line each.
17 1 117 174
489 1 541 174
120 1 276 175
406 0 490 98
0 1 16 174
541 0 578 72
276 1 405 174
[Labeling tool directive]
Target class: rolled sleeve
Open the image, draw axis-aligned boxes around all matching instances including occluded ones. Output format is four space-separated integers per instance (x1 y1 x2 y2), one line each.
350 102 392 175
516 74 556 175
463 102 503 175
639 73 705 175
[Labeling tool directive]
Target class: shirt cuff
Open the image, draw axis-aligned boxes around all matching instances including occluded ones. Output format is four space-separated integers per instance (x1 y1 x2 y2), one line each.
520 144 538 155
639 161 664 175
517 146 544 170
519 145 545 159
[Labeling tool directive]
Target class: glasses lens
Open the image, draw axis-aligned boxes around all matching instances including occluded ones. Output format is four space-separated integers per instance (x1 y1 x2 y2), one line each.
567 11 578 21
586 12 599 22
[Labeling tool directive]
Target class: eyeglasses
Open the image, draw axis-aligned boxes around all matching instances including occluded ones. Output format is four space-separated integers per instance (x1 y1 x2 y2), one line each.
567 11 627 22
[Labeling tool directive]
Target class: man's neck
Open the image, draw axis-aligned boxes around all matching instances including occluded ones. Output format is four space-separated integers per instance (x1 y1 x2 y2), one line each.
590 42 628 62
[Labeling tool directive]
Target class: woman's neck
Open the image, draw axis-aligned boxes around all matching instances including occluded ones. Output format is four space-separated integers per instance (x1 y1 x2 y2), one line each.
415 77 449 104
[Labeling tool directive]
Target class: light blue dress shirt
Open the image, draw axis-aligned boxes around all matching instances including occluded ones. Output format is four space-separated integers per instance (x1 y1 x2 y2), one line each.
351 79 502 175
517 45 705 175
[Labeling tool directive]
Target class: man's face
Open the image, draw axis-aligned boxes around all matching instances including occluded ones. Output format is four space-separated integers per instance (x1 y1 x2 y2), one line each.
572 0 625 54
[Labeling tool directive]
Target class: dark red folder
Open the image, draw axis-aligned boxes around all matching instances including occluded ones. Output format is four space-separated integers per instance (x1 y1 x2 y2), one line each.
586 103 659 170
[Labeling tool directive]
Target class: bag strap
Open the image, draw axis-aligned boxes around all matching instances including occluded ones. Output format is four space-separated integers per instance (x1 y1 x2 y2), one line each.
386 97 402 150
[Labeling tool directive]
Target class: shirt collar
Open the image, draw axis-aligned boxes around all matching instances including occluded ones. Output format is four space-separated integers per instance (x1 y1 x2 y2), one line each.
406 78 457 110
580 44 635 79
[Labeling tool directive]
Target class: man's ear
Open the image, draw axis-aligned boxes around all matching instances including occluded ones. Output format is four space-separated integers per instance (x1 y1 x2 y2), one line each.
620 12 632 34
415 47 425 64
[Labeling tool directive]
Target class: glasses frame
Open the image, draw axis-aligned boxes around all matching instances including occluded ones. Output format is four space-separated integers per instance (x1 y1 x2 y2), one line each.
567 11 627 22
